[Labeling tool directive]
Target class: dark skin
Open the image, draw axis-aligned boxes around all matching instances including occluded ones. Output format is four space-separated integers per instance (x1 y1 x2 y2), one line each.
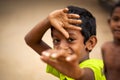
101 7 120 80
25 8 97 80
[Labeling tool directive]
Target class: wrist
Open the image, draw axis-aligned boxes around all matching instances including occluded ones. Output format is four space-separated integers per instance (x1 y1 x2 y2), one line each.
73 68 84 80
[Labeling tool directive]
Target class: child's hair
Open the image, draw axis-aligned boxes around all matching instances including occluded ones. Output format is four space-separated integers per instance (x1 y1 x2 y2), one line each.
110 2 120 16
67 6 96 43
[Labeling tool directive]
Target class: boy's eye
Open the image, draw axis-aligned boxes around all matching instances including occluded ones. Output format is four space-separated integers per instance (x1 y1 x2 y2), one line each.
53 39 60 44
112 17 120 22
67 38 74 42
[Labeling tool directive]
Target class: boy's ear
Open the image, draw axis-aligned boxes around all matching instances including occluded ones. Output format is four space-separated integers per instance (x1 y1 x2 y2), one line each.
85 36 97 52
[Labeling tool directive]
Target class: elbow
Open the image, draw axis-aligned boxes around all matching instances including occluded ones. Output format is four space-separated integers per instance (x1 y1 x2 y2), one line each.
24 34 40 48
24 35 32 47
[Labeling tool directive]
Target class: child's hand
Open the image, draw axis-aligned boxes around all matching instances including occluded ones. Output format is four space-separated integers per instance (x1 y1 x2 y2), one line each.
48 8 82 38
40 49 83 79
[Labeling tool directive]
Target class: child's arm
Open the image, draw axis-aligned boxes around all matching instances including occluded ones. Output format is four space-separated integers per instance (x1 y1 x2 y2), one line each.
41 49 94 80
24 17 51 55
101 43 108 77
24 8 81 55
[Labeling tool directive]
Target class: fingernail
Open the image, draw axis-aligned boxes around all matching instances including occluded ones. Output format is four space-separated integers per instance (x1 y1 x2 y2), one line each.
76 14 80 17
66 33 69 39
42 52 50 57
51 53 57 58
66 57 71 61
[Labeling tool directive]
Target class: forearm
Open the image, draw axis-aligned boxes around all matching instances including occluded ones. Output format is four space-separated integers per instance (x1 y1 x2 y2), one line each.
24 8 81 55
24 17 51 55
72 67 84 80
74 68 94 80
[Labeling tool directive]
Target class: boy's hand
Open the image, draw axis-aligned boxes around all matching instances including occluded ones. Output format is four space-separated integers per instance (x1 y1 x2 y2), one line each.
48 8 82 38
40 49 83 79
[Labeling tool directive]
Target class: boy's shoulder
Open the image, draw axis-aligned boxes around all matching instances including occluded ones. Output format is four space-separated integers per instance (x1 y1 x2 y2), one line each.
101 41 113 50
80 59 106 80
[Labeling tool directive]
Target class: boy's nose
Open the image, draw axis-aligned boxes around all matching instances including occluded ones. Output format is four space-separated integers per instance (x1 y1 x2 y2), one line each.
58 41 72 54
59 41 69 50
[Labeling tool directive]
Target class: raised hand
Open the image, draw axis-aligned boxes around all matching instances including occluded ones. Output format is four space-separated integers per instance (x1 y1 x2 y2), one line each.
48 8 82 38
40 49 83 79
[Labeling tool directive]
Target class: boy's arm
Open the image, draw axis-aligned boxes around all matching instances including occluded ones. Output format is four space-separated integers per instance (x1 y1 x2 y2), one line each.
24 18 51 55
24 8 81 55
41 51 94 80
101 43 107 76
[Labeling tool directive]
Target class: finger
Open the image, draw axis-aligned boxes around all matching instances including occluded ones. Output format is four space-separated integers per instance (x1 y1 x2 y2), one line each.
66 24 82 30
50 49 70 62
40 55 49 61
42 49 58 59
66 54 77 62
50 51 66 59
67 14 80 19
40 52 51 62
52 21 69 38
63 8 69 13
68 19 82 24
58 27 69 38
42 51 50 57
42 49 66 60
40 55 57 67
41 51 58 63
50 53 57 59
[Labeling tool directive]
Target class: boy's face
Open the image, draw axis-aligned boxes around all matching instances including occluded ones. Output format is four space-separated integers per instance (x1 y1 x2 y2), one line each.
109 7 120 39
51 28 88 62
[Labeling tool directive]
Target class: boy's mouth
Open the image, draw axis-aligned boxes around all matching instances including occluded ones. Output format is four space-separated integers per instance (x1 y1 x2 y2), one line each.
113 29 120 34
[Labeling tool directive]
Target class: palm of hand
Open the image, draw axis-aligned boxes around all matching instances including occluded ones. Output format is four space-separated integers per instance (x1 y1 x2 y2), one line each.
48 8 81 38
41 49 81 78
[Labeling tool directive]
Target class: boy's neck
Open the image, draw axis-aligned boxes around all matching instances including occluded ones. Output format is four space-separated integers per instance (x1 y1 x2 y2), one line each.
79 55 89 63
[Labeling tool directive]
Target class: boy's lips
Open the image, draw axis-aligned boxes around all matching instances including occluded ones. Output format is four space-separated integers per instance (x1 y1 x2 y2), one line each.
114 29 120 34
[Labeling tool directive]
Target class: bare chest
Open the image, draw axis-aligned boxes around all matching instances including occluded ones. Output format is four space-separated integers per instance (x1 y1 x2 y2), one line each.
104 47 120 70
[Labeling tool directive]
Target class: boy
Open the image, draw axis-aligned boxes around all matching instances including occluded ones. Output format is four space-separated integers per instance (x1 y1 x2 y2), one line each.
101 2 120 80
25 6 106 80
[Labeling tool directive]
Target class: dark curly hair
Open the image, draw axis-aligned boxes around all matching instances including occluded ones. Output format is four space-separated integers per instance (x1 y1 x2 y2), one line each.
67 6 96 43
